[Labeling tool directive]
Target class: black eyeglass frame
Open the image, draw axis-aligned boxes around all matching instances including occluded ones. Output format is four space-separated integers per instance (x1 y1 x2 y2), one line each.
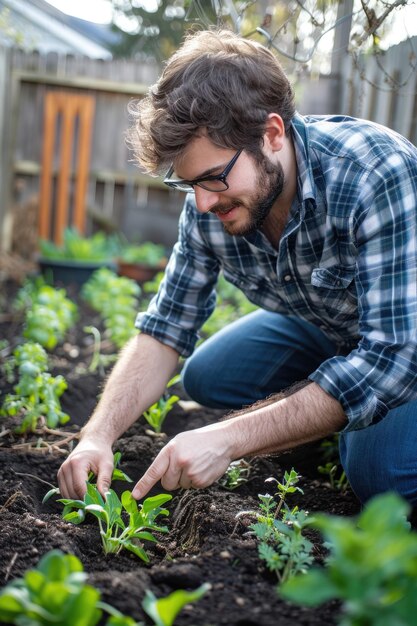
163 149 243 192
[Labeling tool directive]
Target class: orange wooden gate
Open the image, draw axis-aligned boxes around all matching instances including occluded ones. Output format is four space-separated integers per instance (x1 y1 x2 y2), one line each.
38 91 95 245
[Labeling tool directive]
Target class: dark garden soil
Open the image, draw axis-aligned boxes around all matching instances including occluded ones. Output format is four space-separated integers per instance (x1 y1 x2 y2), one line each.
0 276 363 626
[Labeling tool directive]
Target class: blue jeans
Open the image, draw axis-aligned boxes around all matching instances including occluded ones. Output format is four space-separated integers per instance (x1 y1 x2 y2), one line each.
182 310 417 506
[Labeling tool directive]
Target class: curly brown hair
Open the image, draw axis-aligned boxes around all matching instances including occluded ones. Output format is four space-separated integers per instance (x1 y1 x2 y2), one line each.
128 29 295 175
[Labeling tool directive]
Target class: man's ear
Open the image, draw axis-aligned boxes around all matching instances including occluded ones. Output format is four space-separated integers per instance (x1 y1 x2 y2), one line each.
263 113 285 152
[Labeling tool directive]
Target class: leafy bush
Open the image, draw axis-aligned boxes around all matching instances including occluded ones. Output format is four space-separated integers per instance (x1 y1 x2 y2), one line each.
281 492 417 626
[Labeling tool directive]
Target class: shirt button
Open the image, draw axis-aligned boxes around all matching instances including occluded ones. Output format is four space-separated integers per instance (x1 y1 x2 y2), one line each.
284 274 291 282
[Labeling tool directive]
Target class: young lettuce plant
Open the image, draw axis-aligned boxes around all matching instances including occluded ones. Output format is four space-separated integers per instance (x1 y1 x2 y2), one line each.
142 375 180 434
58 486 172 562
45 453 172 563
247 469 314 584
0 549 208 626
19 283 78 350
281 492 417 626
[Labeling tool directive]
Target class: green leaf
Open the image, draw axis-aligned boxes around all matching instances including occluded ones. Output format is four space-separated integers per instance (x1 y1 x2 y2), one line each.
0 593 26 620
280 569 338 605
142 584 209 626
64 585 102 626
123 541 150 563
142 494 172 515
42 487 60 504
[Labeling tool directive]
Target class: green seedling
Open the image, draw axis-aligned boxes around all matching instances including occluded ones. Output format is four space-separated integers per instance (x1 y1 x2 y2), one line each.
317 435 349 493
247 469 314 584
0 549 208 626
83 325 118 376
1 342 69 432
58 485 172 562
219 459 251 490
281 492 417 626
82 269 140 348
142 375 181 434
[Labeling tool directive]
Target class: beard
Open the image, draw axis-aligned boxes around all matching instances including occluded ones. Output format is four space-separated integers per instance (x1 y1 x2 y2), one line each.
209 155 285 237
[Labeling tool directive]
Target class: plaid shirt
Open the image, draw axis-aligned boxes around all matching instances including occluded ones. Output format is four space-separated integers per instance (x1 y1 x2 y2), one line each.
136 113 417 430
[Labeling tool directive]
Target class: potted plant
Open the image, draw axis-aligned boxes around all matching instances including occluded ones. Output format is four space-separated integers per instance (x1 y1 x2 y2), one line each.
38 228 119 285
117 241 168 283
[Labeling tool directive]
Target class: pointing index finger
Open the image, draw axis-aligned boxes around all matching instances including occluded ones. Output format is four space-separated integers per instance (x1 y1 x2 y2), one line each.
132 447 170 500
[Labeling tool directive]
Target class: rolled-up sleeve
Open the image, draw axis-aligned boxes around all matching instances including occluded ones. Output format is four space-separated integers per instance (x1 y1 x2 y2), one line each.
136 198 220 357
310 151 417 430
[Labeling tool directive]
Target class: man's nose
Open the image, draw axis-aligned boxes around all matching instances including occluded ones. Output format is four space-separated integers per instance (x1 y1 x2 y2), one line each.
194 186 221 214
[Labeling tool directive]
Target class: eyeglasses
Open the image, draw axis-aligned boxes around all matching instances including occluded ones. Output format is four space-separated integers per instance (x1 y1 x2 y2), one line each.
163 149 242 193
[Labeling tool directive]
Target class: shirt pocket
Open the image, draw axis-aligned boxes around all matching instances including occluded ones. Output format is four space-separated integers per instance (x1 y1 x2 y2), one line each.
310 265 357 322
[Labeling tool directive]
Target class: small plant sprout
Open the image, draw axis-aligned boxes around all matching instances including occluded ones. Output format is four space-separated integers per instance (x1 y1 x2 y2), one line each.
83 325 118 376
267 468 304 518
57 485 172 562
317 435 349 493
219 459 252 490
142 375 181 434
280 492 417 626
248 469 314 584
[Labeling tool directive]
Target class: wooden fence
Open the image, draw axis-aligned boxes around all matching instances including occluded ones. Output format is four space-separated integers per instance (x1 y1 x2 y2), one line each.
0 46 184 253
0 36 416 254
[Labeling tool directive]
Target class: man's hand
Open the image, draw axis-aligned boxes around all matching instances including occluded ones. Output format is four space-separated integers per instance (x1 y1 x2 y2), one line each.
132 424 233 499
57 438 114 499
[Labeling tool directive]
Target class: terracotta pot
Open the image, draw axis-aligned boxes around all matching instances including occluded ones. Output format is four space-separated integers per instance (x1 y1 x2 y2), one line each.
117 260 165 283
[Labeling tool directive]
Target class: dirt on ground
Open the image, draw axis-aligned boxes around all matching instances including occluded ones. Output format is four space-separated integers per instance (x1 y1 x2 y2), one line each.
0 277 362 626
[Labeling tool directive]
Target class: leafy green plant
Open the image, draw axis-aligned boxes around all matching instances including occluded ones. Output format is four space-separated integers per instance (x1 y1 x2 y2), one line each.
0 549 102 626
39 228 121 262
218 459 251 490
119 242 167 267
142 376 181 434
248 469 314 584
57 485 172 562
281 492 417 626
317 435 349 493
0 341 70 433
15 280 78 350
0 549 208 626
82 268 141 348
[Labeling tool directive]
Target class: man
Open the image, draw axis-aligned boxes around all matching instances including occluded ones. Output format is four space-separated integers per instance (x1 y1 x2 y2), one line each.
58 29 417 507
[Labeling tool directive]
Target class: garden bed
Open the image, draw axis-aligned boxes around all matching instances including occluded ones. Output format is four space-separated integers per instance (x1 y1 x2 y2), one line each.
0 276 362 626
